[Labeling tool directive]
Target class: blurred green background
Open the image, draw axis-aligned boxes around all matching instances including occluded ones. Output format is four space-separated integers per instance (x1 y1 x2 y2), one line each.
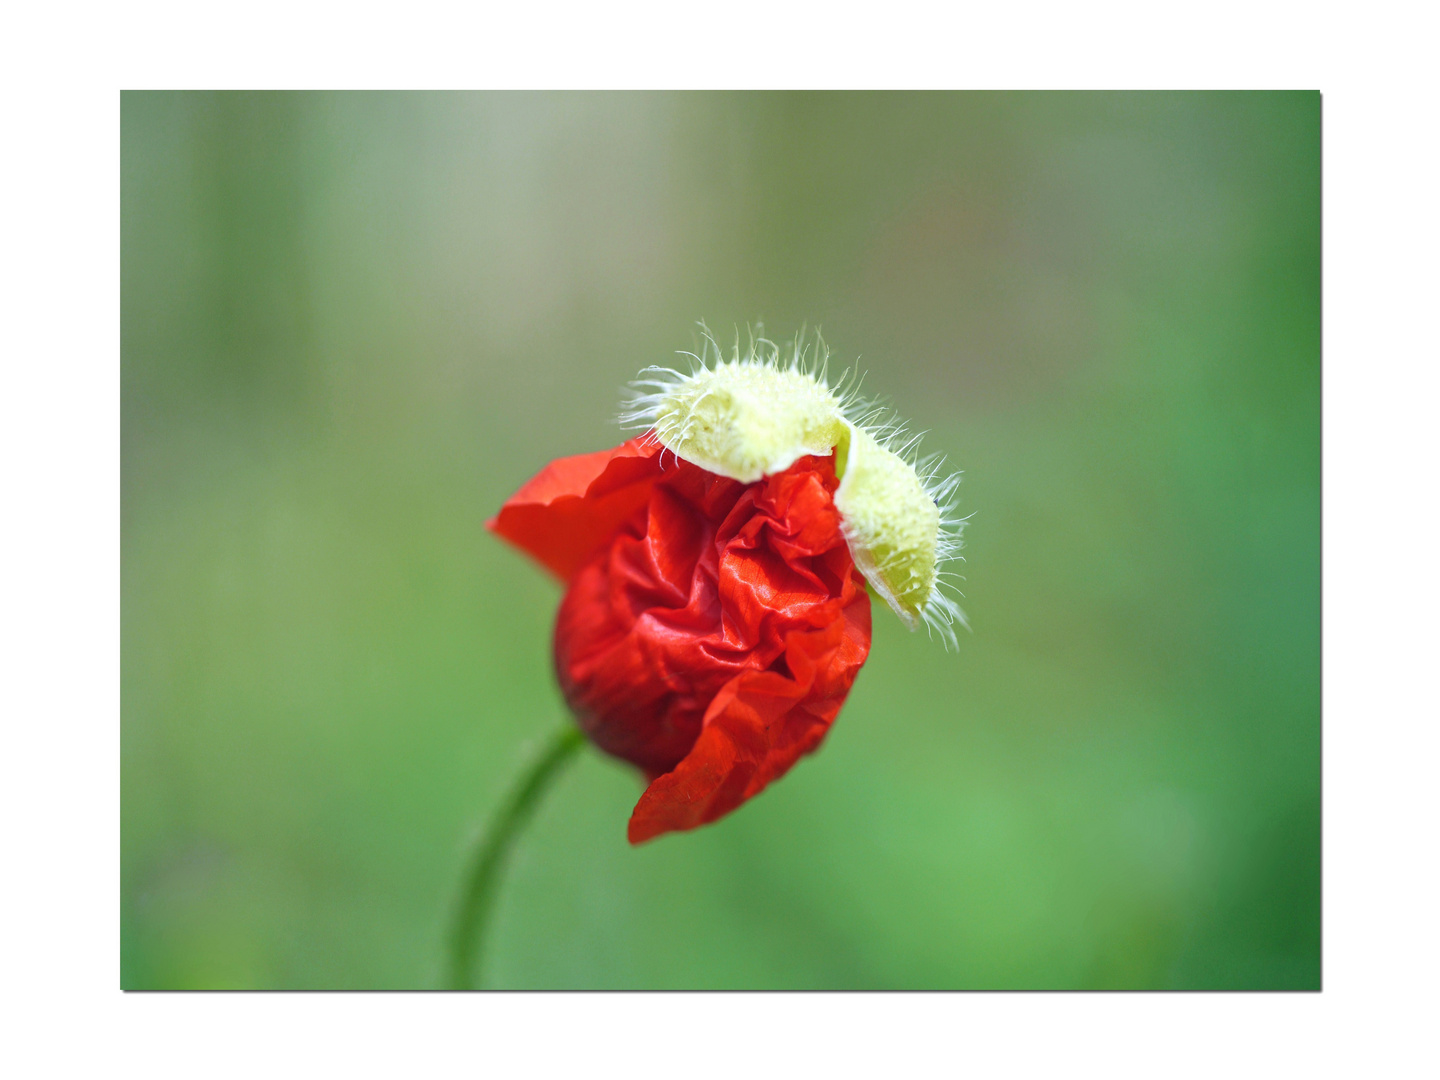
121 91 1319 989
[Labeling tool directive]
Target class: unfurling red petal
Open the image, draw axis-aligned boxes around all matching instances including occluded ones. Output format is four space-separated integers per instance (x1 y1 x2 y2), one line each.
486 438 664 582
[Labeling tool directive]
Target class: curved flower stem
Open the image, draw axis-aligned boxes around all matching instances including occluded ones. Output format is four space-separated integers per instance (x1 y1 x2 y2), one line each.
446 724 585 990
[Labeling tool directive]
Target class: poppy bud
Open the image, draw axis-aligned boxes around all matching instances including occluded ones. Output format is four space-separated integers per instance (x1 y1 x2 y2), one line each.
489 331 963 842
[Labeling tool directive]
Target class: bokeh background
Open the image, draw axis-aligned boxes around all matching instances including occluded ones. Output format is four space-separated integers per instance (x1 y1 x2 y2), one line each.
121 91 1320 990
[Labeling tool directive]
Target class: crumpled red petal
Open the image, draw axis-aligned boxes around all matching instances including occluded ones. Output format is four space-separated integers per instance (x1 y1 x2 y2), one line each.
626 589 870 843
491 441 872 843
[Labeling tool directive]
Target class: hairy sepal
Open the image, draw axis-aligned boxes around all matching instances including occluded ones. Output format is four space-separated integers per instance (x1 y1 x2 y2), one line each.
622 327 966 644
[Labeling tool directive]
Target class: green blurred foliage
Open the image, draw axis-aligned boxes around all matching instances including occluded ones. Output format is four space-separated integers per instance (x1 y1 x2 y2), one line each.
121 91 1319 989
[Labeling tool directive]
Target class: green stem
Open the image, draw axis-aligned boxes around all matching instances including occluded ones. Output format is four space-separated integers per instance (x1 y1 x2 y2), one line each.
446 724 585 990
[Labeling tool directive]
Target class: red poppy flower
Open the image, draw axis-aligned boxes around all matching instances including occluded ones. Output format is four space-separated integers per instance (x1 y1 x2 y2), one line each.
486 332 964 845
488 436 872 843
